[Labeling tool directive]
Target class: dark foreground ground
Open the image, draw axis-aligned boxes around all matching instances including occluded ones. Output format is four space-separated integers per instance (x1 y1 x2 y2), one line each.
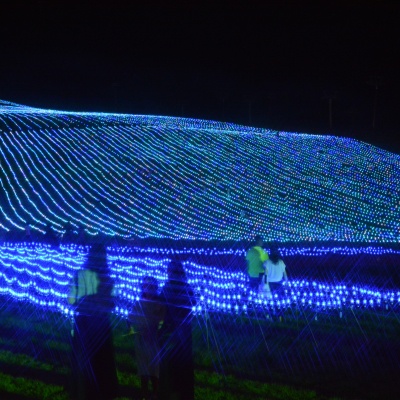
0 294 399 400
0 248 399 399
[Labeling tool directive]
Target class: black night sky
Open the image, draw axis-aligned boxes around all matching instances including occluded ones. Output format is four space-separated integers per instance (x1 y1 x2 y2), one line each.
1 1 399 153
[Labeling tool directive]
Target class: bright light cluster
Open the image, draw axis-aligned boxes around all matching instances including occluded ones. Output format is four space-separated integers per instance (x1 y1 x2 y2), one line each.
116 245 400 257
0 243 398 318
1 100 400 242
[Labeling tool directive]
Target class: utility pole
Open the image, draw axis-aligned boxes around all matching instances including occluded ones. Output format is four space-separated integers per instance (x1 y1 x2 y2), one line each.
322 90 337 131
367 76 382 132
112 82 120 112
244 93 255 125
215 89 229 121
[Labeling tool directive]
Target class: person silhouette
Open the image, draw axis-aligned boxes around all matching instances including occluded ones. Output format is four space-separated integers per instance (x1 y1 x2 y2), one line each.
264 247 288 295
68 243 118 400
245 235 269 290
44 223 58 246
129 276 165 400
159 260 196 400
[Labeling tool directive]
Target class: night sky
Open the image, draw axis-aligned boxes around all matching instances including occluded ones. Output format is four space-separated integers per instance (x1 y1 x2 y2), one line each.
1 1 399 153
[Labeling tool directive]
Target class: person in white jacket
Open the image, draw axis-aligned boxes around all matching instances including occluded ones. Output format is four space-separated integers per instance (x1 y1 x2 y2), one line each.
264 247 288 295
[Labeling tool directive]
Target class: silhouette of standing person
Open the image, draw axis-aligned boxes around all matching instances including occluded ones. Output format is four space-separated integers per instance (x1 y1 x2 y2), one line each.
77 225 86 246
24 221 32 242
44 223 58 246
245 235 269 290
159 260 196 400
68 243 118 400
264 247 288 295
129 276 165 400
63 221 74 243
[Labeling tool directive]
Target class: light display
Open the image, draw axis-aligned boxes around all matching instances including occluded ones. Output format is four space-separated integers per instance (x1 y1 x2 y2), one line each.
112 244 400 257
0 243 398 318
1 99 400 242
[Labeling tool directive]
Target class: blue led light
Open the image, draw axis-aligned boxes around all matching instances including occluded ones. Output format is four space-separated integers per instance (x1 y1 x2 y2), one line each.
1 100 400 242
0 243 398 318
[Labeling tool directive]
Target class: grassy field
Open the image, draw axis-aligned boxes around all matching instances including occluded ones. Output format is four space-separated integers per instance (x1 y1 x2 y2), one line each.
0 296 399 400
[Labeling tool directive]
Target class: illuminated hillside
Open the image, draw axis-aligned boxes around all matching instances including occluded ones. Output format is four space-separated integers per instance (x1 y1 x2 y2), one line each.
0 99 399 242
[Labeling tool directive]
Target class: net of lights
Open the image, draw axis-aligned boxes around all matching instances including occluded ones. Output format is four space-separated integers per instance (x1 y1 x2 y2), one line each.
115 244 400 257
1 100 400 243
0 244 399 319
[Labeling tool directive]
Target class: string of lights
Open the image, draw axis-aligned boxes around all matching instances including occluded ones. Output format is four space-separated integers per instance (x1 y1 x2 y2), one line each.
1 100 400 242
0 244 398 319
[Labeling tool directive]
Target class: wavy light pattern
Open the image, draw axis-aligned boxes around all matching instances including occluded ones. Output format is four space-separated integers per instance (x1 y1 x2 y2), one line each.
116 245 400 257
0 244 399 317
1 100 400 242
